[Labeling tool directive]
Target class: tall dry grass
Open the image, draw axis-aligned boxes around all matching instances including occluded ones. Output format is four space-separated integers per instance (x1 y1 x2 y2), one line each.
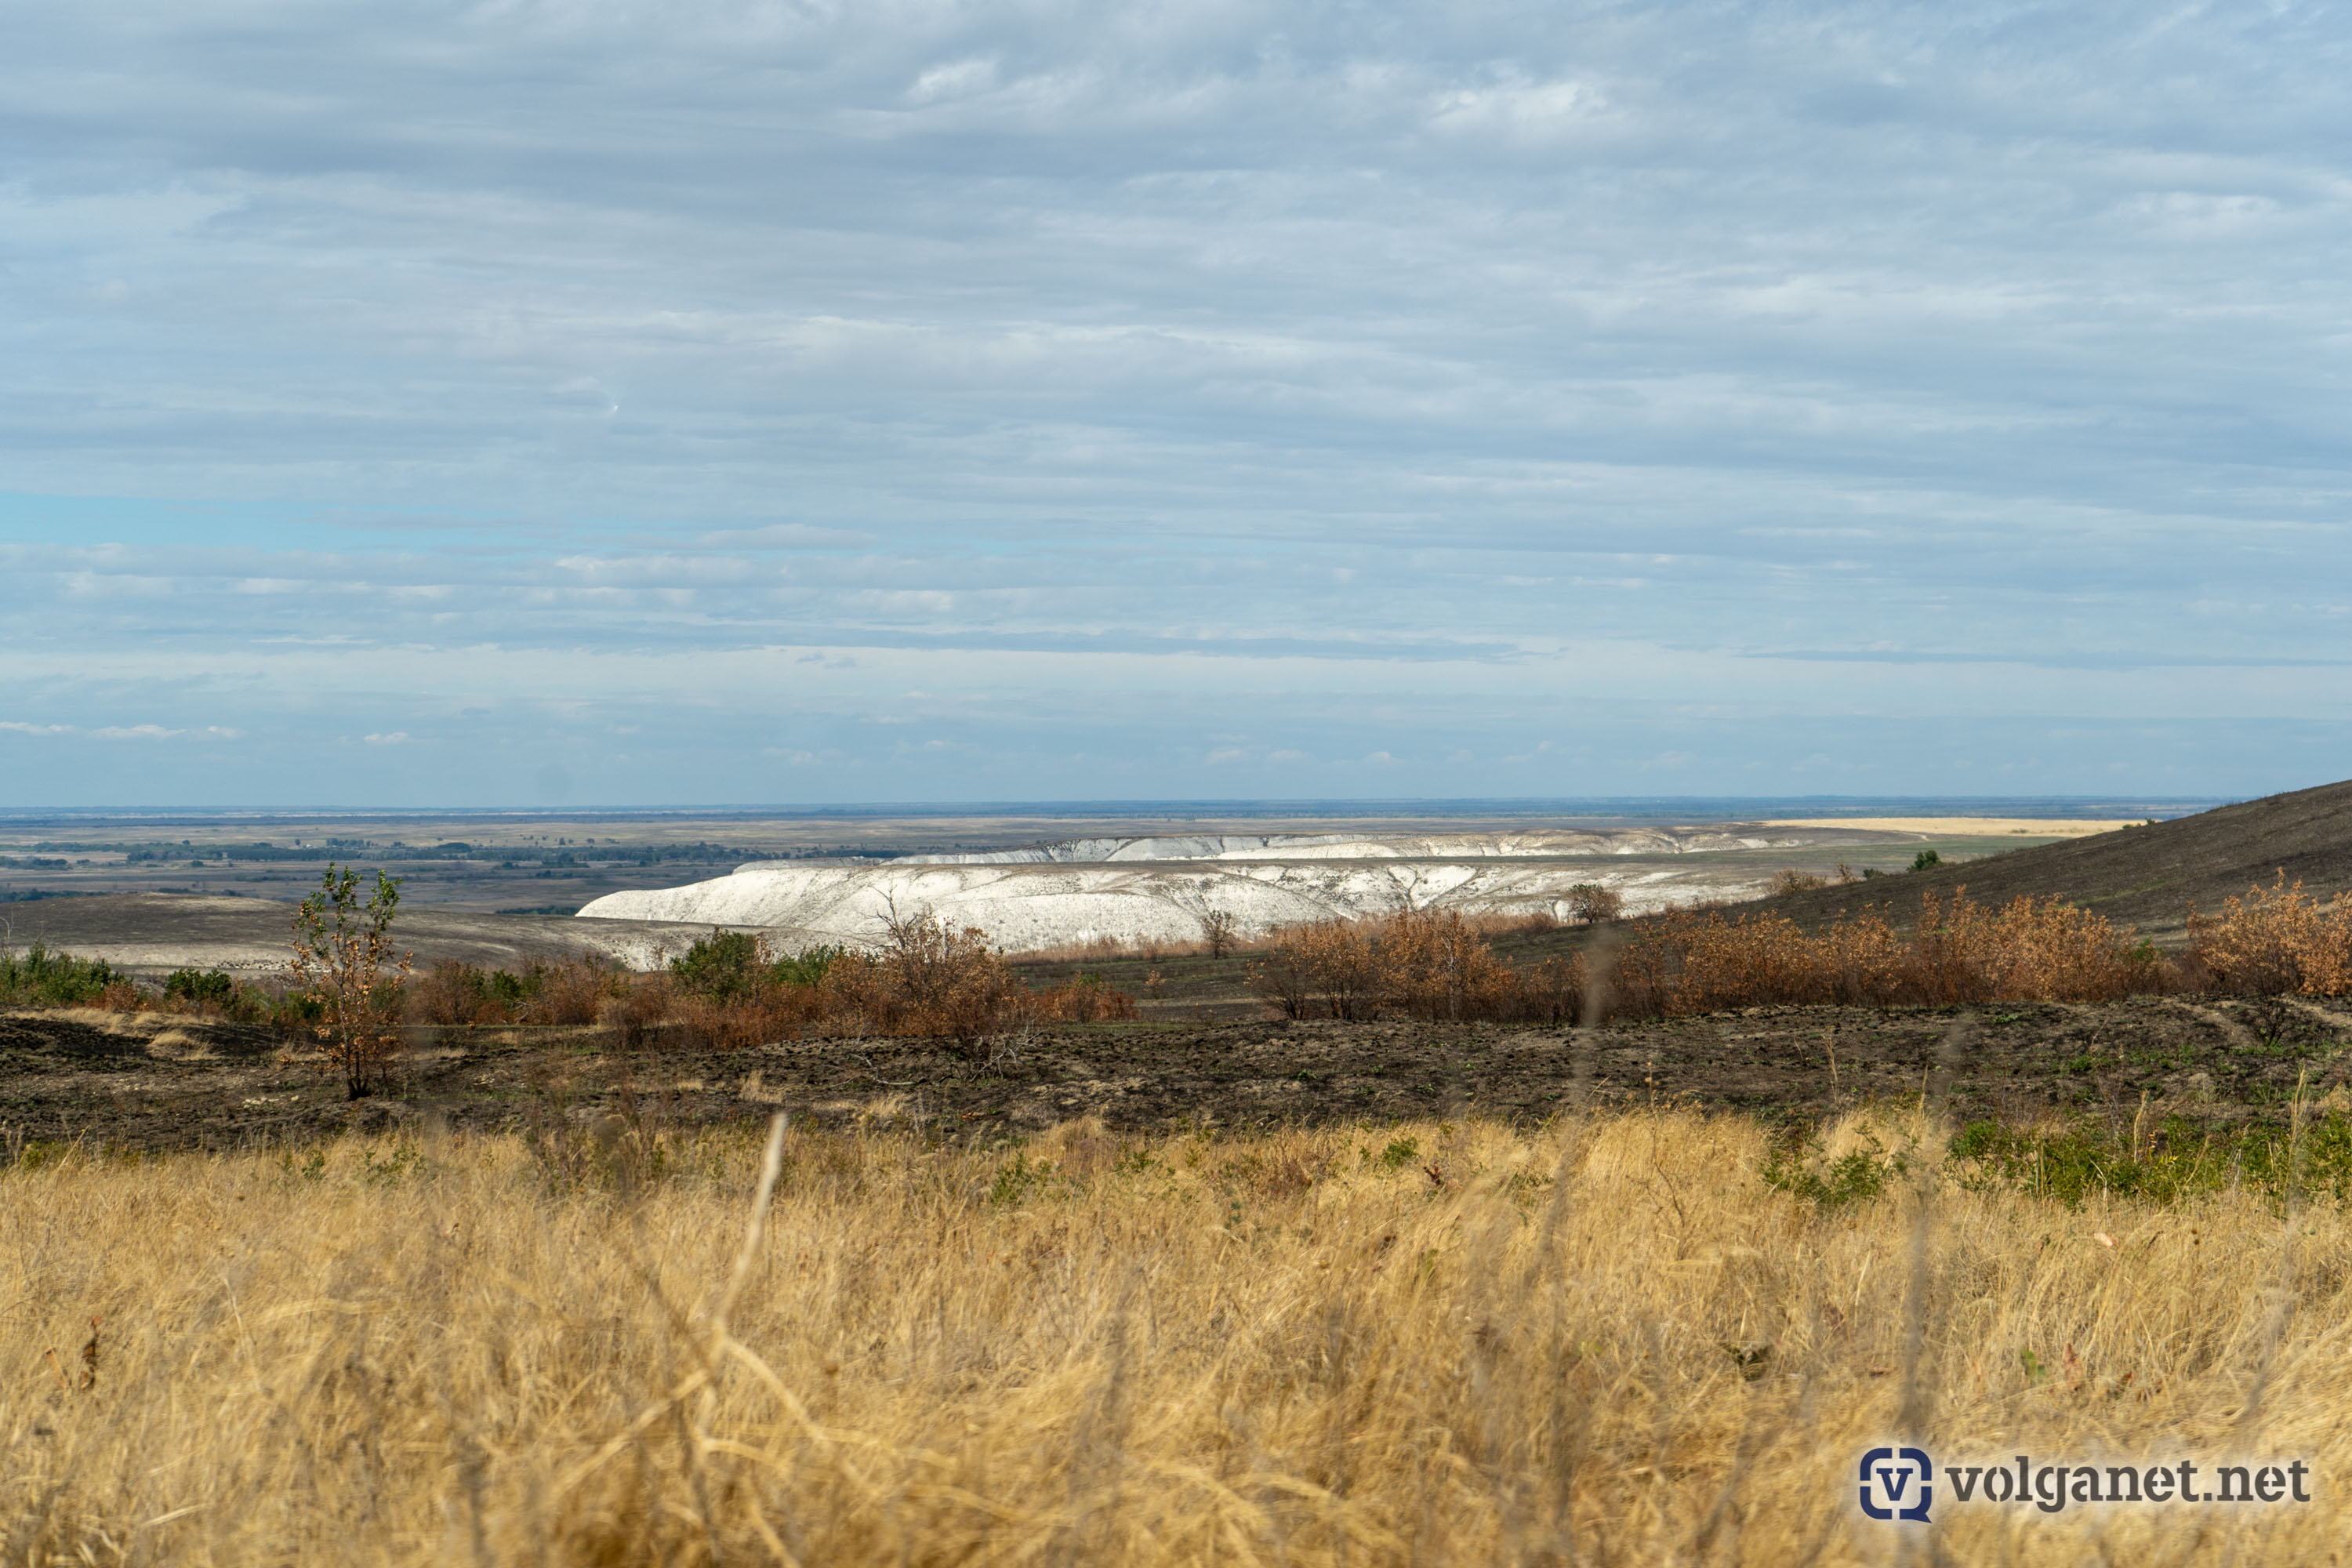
5 1105 2348 1563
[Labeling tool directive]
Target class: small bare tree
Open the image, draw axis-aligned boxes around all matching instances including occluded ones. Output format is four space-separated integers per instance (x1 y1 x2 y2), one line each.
871 901 1014 1056
1200 908 1240 958
290 864 412 1099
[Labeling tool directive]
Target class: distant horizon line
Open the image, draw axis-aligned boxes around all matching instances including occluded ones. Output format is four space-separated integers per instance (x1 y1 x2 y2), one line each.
0 793 2239 825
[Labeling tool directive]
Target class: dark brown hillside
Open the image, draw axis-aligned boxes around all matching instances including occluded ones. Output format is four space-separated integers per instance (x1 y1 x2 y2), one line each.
1763 777 2352 942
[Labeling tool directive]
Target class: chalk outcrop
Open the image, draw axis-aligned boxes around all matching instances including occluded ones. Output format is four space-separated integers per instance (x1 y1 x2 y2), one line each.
575 827 1816 955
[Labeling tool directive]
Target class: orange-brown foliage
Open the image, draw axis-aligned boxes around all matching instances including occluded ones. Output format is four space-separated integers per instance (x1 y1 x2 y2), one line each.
411 960 503 1026
94 980 143 1013
1373 908 1519 1022
2187 873 2352 996
530 958 619 1025
1247 911 1589 1024
1614 888 2168 1016
655 912 1141 1052
1021 977 1142 1025
1249 888 2195 1025
409 956 629 1028
1247 920 1384 1020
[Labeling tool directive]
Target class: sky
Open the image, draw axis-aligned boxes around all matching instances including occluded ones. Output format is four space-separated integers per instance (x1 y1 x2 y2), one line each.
2 0 2348 808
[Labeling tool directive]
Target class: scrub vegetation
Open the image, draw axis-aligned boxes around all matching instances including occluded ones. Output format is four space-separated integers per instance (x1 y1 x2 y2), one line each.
14 877 2347 1058
1244 878 2352 1025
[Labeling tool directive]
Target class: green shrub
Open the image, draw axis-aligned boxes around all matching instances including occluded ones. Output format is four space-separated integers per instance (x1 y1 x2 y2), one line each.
1762 1130 1907 1208
672 930 843 1001
270 989 328 1034
1911 849 1942 873
0 944 126 1007
487 967 531 1010
773 945 844 989
165 967 237 1007
670 929 767 1002
1948 1113 2352 1207
162 967 274 1022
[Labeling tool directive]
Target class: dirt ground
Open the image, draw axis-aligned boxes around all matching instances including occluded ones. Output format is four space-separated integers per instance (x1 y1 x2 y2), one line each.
6 993 2350 1153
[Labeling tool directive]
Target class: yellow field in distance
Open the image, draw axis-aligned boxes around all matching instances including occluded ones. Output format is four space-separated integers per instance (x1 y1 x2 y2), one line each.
1765 816 2140 837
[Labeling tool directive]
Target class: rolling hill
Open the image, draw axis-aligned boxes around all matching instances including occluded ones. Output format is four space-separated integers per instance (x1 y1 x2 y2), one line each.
1762 777 2352 942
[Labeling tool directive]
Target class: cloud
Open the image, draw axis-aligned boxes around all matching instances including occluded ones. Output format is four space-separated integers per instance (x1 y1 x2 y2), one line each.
1 721 241 741
694 524 877 551
2 2 2350 800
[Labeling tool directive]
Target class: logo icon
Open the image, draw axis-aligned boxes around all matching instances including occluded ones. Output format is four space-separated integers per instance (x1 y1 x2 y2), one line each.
1860 1446 1935 1523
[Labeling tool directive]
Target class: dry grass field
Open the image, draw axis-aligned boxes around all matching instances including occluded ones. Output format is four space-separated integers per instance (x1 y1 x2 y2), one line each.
5 1102 2348 1565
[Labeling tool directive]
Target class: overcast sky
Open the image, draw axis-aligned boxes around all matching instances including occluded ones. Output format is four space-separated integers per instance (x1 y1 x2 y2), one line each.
3 0 2347 807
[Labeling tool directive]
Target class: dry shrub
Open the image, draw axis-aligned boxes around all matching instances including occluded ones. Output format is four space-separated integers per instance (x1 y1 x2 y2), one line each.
670 989 802 1051
1244 928 1318 1019
1615 888 2169 1018
1512 954 1591 1024
2187 873 2352 996
1249 889 2196 1025
785 909 1143 1050
1201 907 1241 956
1375 908 1519 1021
829 909 1020 1051
1247 919 1383 1020
358 914 1158 1051
1249 910 1588 1023
527 956 619 1025
1021 928 1237 963
411 959 507 1026
1450 907 1561 938
599 975 671 1048
409 956 626 1029
1020 931 1147 964
1022 976 1142 1024
93 979 143 1013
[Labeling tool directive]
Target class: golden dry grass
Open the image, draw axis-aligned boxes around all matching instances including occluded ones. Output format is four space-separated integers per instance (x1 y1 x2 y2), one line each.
5 1106 2349 1564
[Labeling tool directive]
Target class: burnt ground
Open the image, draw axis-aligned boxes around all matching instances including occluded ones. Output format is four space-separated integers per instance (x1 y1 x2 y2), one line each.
1755 775 2352 946
6 994 2351 1152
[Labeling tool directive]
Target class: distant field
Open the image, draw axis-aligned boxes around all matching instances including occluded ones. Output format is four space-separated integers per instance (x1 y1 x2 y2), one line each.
0 802 2194 916
1764 816 2140 837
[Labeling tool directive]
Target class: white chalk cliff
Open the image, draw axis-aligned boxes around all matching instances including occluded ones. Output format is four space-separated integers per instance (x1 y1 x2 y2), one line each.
575 827 1817 954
